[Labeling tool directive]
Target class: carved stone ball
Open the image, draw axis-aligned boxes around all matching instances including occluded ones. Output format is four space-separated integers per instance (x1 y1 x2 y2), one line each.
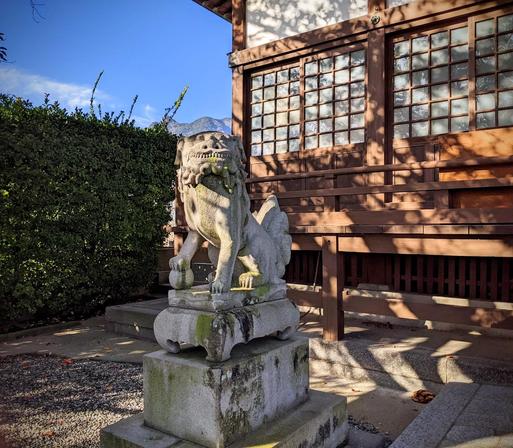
169 268 194 290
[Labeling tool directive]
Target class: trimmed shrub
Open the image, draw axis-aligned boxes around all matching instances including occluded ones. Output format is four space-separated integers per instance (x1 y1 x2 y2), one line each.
0 95 176 325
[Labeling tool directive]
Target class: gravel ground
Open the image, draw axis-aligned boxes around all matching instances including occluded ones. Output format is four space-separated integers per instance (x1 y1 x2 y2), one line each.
0 354 143 448
0 354 392 448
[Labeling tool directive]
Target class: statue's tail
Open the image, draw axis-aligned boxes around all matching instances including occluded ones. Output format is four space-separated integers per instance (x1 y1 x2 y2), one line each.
254 195 291 279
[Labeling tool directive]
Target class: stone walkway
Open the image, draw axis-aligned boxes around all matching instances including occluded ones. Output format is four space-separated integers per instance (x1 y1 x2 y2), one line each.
391 382 513 448
0 316 418 444
2 315 513 447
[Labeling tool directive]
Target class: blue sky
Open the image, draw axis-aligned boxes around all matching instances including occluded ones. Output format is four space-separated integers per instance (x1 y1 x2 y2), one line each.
0 0 232 126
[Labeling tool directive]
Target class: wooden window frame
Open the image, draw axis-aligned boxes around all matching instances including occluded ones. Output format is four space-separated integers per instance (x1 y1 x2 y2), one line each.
246 42 367 160
248 61 301 157
390 22 472 142
388 5 513 144
302 44 367 151
472 9 513 130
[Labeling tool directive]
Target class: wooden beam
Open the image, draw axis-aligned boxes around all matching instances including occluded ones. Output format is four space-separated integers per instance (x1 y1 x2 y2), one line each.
249 178 513 200
322 236 344 341
291 235 323 251
287 208 513 227
192 0 232 21
246 155 513 184
337 236 513 257
288 285 322 308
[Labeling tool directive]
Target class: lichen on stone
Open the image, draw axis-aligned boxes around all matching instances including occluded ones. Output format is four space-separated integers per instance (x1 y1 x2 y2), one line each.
220 409 250 443
195 314 215 343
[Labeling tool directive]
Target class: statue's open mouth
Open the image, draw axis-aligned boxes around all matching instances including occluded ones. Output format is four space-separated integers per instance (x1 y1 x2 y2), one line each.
190 150 230 161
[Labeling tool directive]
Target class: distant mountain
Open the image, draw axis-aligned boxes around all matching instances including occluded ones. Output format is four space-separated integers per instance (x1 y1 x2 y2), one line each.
166 117 231 136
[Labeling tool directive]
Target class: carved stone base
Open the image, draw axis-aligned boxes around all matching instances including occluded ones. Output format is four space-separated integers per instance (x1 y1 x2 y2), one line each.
100 335 348 448
154 297 299 362
167 283 287 312
101 390 348 448
141 337 309 447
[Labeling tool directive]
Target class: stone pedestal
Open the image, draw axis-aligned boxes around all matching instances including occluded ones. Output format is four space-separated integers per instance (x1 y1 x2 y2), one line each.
144 337 308 447
101 290 348 448
154 285 299 362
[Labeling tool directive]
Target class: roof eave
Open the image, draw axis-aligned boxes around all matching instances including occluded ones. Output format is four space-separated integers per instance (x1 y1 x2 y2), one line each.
192 0 232 22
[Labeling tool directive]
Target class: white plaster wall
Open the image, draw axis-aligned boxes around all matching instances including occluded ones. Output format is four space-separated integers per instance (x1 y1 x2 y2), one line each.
246 0 368 48
386 0 412 7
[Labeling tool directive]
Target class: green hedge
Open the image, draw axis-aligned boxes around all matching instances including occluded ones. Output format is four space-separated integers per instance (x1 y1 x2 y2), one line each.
0 95 176 326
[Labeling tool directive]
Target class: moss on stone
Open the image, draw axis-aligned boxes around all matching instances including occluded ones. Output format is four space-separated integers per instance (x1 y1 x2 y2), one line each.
230 307 257 342
195 314 215 343
221 409 250 443
292 344 309 378
252 283 270 298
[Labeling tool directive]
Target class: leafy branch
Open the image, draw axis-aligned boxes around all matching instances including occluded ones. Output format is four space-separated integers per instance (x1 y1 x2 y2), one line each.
0 33 7 63
162 85 189 123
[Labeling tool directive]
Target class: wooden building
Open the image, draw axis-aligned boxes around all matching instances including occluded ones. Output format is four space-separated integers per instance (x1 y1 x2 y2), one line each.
184 0 513 339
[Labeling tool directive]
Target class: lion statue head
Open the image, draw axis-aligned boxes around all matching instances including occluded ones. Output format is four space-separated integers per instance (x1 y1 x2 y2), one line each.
175 132 247 194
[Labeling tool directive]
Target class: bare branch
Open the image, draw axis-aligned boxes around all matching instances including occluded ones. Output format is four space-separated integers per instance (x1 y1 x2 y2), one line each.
30 0 45 23
89 71 104 118
127 95 139 122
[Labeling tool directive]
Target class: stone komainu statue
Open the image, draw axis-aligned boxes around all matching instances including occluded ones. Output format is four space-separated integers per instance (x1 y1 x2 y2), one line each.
169 131 291 293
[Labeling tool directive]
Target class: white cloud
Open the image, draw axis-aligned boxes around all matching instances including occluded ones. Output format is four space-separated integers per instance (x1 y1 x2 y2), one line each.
132 103 159 128
0 67 162 128
0 67 113 110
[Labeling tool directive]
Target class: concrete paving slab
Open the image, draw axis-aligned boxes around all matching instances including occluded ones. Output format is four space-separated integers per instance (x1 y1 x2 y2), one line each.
345 427 387 448
101 414 181 448
0 316 159 363
389 383 480 448
311 377 426 440
105 298 513 387
390 381 513 448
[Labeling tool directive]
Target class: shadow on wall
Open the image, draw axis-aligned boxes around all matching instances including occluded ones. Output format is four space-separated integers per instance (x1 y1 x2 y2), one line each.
241 0 469 53
246 0 368 47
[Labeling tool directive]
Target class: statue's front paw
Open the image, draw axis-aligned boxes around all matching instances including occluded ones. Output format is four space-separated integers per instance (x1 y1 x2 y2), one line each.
169 256 189 271
239 272 262 289
210 279 228 294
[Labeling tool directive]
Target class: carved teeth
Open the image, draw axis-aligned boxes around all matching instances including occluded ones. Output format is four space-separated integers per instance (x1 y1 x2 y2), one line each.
194 152 227 159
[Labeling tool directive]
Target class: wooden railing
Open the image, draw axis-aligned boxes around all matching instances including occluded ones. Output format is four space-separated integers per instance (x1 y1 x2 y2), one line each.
248 154 513 215
247 154 513 185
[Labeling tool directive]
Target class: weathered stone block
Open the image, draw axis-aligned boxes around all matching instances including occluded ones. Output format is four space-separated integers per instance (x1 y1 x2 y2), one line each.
101 414 181 448
143 336 309 448
154 298 299 362
101 390 348 448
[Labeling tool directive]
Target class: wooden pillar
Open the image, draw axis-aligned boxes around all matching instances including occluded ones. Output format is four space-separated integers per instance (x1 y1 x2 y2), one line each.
231 0 246 150
231 0 246 52
322 236 344 341
232 66 244 142
365 27 386 209
323 174 337 212
367 0 385 14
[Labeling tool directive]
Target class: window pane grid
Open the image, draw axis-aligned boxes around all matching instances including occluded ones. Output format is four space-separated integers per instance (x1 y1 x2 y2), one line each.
303 49 366 149
250 66 301 155
392 25 470 139
475 13 513 129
